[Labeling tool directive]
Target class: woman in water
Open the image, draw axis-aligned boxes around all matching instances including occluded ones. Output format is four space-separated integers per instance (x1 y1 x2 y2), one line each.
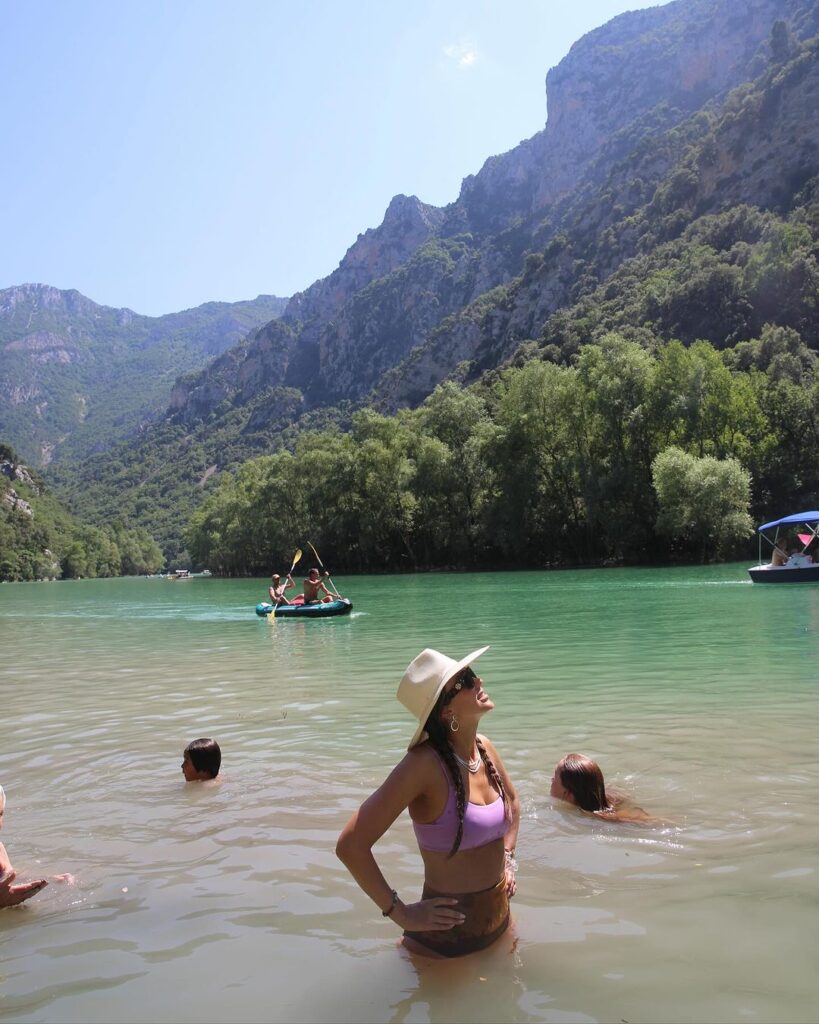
550 753 656 823
336 646 519 958
0 784 48 908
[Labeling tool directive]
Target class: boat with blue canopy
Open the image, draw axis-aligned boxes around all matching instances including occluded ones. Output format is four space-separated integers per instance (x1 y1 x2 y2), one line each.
748 511 819 583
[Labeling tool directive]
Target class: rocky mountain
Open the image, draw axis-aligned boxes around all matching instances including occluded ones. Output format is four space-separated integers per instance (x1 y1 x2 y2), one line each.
54 0 819 559
166 0 818 429
0 284 287 466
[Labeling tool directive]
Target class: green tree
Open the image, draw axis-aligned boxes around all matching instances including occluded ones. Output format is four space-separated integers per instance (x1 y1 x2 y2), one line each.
61 542 88 579
410 383 495 565
652 447 753 560
486 359 590 563
577 335 656 559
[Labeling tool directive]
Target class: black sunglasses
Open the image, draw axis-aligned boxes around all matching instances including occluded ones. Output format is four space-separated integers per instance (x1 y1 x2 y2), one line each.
442 666 478 704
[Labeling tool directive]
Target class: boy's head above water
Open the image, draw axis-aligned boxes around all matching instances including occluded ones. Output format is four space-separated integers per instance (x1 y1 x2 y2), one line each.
182 738 221 781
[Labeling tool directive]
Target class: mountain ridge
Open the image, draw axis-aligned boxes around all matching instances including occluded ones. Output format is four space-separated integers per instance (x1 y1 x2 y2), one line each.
0 284 288 466
167 0 817 428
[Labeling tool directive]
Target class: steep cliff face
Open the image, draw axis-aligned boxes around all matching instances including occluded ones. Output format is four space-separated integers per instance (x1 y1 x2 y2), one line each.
0 284 288 465
168 318 300 422
168 0 817 427
374 32 819 408
284 194 445 326
458 0 813 229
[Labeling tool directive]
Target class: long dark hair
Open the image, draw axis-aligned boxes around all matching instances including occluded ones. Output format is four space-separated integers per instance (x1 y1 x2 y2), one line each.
557 753 612 813
422 685 509 857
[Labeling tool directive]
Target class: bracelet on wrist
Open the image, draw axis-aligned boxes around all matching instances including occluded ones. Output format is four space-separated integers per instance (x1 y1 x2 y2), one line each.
382 889 399 918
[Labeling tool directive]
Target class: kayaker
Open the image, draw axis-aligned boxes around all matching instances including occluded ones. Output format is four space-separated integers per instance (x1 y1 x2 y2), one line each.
303 568 333 604
550 753 659 824
269 573 295 605
336 646 520 958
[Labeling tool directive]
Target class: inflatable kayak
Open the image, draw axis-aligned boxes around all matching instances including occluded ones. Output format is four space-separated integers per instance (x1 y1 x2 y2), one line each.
255 598 353 618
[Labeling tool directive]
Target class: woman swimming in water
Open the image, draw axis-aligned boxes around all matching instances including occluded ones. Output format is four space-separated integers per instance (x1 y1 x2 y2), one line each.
336 646 519 958
550 753 657 824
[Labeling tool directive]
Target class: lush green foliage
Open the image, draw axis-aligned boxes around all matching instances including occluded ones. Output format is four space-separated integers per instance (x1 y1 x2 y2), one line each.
542 201 819 356
184 334 818 572
0 444 163 581
652 447 753 559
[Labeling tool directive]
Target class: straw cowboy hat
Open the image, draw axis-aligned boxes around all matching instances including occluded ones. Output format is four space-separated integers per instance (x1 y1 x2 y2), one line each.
397 646 489 750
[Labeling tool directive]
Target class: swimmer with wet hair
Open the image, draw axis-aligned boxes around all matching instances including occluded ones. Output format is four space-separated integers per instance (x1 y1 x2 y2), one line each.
550 753 659 824
182 738 222 781
0 784 48 908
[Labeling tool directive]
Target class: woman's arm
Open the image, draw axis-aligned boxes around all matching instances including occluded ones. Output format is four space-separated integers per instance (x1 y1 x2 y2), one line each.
480 735 520 895
0 843 47 908
336 752 465 932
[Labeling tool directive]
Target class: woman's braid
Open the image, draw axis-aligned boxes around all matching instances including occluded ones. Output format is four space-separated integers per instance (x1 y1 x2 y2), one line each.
424 710 467 858
476 737 509 822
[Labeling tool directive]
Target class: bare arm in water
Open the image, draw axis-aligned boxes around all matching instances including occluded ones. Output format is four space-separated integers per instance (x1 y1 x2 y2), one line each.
0 842 47 908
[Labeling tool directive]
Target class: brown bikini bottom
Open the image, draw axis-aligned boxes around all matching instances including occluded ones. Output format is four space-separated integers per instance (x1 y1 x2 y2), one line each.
403 877 510 958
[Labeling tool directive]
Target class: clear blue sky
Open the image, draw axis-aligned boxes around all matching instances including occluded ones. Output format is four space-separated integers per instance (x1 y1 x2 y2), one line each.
0 0 658 316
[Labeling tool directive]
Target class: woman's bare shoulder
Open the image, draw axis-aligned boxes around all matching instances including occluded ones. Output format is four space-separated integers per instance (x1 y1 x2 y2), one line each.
386 742 440 780
373 744 442 807
403 742 441 771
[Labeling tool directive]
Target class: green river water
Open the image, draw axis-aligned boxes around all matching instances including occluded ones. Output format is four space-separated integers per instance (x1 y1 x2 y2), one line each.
0 566 817 1023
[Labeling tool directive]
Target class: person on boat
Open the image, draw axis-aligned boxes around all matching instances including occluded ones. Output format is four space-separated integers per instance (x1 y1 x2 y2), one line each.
269 573 295 606
182 738 221 781
550 753 657 824
303 568 333 604
785 543 813 568
771 540 789 566
0 784 48 908
336 646 520 958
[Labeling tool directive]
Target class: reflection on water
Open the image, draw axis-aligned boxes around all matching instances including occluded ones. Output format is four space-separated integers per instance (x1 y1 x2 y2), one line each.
1 567 818 1023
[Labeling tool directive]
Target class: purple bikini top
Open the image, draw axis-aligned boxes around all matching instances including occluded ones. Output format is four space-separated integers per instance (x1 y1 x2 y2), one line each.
412 755 508 853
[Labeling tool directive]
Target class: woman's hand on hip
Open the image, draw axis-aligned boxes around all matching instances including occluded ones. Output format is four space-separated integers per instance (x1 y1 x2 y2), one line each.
504 866 517 898
395 897 465 931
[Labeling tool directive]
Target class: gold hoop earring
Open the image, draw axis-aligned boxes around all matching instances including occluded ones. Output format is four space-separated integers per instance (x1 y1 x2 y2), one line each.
450 717 460 733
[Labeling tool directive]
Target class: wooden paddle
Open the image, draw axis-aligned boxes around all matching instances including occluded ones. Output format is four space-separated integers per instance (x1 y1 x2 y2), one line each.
307 541 341 598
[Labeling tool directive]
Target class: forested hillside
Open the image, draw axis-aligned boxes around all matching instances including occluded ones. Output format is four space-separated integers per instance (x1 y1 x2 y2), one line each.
0 285 287 468
53 1 819 568
183 317 816 573
0 443 162 581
